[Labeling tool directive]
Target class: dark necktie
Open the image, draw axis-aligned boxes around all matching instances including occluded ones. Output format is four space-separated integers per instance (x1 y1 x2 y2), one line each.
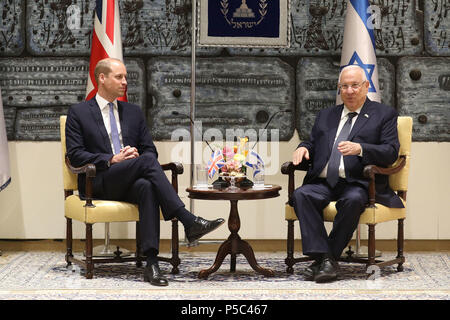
326 112 358 188
108 102 121 154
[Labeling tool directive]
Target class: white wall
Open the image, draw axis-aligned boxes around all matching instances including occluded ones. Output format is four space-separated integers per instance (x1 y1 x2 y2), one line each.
0 136 449 240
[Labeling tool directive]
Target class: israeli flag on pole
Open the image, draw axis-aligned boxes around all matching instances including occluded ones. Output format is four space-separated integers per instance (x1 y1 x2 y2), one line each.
0 87 11 192
337 0 381 104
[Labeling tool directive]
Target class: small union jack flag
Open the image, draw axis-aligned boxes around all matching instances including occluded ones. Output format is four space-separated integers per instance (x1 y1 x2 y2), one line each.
207 149 225 178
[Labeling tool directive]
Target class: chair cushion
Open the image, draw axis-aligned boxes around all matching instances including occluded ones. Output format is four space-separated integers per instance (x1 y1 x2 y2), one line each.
65 195 139 224
285 198 406 225
65 195 166 224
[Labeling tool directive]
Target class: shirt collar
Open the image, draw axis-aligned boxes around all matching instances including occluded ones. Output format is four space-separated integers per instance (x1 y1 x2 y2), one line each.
341 104 363 120
95 93 117 111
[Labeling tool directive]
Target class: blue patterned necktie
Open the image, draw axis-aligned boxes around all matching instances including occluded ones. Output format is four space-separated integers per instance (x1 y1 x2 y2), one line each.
326 112 358 188
108 102 121 154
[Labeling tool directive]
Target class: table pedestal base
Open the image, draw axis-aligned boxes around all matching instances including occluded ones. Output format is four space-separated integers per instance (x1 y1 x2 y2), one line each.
198 200 274 279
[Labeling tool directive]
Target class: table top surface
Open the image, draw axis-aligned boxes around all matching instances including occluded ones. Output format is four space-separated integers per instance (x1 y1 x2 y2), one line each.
186 185 282 201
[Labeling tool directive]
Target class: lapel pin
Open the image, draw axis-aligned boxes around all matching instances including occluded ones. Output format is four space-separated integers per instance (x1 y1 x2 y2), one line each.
364 114 369 118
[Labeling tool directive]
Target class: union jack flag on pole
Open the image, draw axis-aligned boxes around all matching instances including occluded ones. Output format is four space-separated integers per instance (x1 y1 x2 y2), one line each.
86 0 127 101
207 150 225 179
337 0 380 104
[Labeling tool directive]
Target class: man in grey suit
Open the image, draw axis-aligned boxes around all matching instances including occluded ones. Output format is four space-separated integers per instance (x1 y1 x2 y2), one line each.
292 65 403 283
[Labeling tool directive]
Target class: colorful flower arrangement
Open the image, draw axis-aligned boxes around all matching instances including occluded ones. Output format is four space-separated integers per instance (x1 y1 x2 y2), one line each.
219 137 249 178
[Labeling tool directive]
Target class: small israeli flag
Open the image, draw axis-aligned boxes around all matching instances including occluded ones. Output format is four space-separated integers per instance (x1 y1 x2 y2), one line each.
337 0 381 104
245 150 265 178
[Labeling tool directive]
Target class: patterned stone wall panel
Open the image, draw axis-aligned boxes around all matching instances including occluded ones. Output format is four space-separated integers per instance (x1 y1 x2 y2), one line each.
0 58 90 108
121 0 220 56
26 0 219 56
147 57 295 141
0 0 25 56
123 58 146 107
0 57 145 140
227 0 422 57
2 106 16 140
424 0 450 56
15 106 68 141
397 57 450 142
26 0 94 56
296 57 395 141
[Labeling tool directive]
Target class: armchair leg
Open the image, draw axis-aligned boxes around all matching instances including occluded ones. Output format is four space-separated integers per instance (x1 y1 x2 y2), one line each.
397 219 405 272
285 220 295 274
85 223 94 279
66 218 73 267
171 218 180 274
136 222 143 268
368 224 376 266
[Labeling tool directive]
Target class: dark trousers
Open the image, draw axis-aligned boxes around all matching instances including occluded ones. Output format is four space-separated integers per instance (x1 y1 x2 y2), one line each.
92 152 185 253
292 178 368 260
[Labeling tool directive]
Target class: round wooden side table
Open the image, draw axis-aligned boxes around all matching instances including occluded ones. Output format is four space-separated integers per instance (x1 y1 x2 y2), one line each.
186 185 281 279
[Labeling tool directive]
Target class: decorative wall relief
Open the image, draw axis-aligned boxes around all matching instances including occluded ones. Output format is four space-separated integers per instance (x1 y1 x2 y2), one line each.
397 57 450 142
228 0 423 56
424 0 450 56
147 57 295 141
0 0 448 143
0 57 145 140
296 57 395 140
0 0 25 56
26 0 219 56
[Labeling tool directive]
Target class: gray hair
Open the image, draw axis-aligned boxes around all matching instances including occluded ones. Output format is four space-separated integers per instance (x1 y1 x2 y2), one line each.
338 65 367 83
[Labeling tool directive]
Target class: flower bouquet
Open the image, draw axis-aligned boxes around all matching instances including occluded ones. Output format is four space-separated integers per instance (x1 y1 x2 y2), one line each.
209 137 254 189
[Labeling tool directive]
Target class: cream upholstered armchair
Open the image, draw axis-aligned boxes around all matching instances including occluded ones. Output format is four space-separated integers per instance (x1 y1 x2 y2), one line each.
282 116 412 274
60 116 182 279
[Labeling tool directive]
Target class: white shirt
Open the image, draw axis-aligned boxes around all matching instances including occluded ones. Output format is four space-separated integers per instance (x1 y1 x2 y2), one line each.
95 94 124 153
319 105 363 179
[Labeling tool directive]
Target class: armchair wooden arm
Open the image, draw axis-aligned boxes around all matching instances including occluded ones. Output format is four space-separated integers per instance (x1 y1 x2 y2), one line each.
65 155 96 207
161 162 184 193
64 155 184 207
282 155 406 207
281 161 310 205
363 155 406 207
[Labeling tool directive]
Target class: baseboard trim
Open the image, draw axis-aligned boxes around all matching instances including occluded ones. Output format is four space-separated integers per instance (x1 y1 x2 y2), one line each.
0 239 449 253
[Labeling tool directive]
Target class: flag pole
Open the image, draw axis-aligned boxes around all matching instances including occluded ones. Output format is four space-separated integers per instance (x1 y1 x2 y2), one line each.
186 0 197 247
86 0 130 257
338 0 381 258
1 86 12 256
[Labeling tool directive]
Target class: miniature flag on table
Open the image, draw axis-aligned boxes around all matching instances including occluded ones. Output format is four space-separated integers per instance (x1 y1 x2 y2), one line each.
337 0 381 104
245 150 265 178
0 87 11 192
207 149 225 178
85 0 127 102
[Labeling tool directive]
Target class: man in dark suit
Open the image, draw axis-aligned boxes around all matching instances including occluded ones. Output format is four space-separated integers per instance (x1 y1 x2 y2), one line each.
65 58 224 286
292 65 403 283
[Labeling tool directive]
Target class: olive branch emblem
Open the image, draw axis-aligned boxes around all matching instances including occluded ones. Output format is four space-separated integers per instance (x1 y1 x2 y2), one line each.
220 0 268 27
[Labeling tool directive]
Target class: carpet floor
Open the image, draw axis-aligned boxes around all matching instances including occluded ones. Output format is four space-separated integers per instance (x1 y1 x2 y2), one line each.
0 251 448 300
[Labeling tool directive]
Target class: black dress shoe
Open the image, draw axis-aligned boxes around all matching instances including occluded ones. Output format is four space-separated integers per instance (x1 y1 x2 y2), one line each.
144 263 168 286
303 260 322 281
314 258 339 283
185 217 225 244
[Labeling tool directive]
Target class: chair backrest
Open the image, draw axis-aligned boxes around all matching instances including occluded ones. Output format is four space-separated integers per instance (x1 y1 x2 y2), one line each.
389 116 412 192
60 116 78 191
